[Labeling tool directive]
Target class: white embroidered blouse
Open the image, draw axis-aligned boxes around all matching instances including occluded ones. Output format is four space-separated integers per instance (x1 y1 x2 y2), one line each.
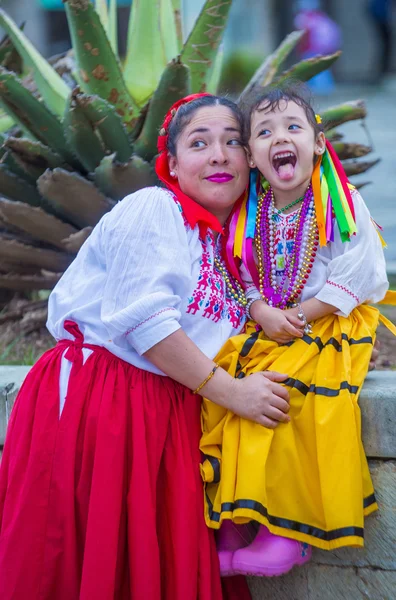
241 189 388 316
47 186 246 375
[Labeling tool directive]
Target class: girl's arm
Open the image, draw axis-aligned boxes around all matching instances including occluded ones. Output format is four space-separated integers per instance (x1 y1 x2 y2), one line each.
312 190 388 317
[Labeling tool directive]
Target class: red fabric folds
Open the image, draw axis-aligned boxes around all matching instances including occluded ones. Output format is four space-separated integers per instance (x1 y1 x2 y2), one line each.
0 329 250 600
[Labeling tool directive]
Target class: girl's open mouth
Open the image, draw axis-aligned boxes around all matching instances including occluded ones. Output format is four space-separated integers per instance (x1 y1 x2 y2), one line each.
272 151 297 181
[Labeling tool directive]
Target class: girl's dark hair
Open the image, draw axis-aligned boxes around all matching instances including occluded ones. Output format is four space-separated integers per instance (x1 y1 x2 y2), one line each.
242 81 324 140
167 95 244 156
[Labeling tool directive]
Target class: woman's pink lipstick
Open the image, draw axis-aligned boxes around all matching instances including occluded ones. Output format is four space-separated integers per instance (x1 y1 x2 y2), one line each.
206 173 234 183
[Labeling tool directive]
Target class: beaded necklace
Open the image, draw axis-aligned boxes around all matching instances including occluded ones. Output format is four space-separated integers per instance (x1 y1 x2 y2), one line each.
255 185 319 309
271 195 304 221
214 254 247 307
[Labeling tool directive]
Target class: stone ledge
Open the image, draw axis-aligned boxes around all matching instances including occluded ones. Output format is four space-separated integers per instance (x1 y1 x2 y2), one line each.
2 367 396 454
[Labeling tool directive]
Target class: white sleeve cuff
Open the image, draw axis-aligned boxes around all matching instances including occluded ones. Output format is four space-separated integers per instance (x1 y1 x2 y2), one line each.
125 307 181 355
315 280 359 317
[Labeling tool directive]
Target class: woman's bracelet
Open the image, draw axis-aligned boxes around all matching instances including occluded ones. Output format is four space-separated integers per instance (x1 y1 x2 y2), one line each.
193 363 220 395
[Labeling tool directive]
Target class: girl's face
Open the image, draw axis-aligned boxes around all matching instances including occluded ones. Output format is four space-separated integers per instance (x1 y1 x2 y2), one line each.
248 99 325 196
168 105 249 224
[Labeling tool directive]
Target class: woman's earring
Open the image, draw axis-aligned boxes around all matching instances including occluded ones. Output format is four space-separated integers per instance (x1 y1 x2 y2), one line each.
170 171 176 177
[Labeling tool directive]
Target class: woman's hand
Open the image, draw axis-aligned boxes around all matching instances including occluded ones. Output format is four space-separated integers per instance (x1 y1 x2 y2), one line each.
251 301 304 344
227 371 291 429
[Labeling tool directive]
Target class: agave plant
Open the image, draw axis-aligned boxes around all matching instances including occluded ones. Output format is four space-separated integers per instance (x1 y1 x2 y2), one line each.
0 0 378 297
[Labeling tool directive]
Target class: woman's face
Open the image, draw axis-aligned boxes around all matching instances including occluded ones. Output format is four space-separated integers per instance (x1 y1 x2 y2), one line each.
168 105 249 224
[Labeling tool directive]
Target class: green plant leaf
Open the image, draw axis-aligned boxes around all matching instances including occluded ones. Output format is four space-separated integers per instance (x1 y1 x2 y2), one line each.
124 0 167 107
0 9 70 116
181 0 232 93
134 58 191 162
321 100 367 130
160 0 179 62
95 0 109 30
0 163 43 206
275 51 342 86
38 168 114 228
108 0 118 57
342 158 380 177
4 137 69 171
207 43 224 94
331 142 371 161
171 0 183 50
239 30 305 102
64 0 139 132
0 68 76 164
0 107 14 133
63 91 106 173
75 93 133 162
0 197 77 250
94 153 155 200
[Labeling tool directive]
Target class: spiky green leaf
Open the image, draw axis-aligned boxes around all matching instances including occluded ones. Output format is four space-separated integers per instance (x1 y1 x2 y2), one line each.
342 158 380 177
207 43 224 94
108 0 118 57
321 100 367 131
75 93 133 162
95 0 109 30
4 137 68 171
94 154 155 200
134 58 191 162
0 235 73 271
332 142 371 161
0 68 76 164
124 0 167 107
0 163 43 205
0 272 61 291
2 149 45 183
172 0 183 50
64 0 139 131
0 107 14 133
63 91 106 173
161 0 179 62
38 168 114 228
0 9 70 116
0 197 77 250
239 30 305 102
275 51 342 86
181 0 232 93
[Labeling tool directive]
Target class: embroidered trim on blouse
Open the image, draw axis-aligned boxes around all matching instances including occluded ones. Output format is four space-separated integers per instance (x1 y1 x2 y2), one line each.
326 280 359 304
124 307 177 336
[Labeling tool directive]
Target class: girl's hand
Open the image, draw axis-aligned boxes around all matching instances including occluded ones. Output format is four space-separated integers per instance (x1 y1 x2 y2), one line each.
251 301 304 344
228 371 291 429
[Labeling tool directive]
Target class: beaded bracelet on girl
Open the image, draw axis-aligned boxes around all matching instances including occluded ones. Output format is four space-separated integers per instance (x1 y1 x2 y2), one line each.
193 363 220 395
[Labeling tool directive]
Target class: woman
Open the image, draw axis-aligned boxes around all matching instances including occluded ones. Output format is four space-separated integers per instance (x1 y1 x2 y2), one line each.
0 93 290 600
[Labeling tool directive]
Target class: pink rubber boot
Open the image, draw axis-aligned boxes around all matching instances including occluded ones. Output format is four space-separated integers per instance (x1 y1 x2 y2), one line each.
232 525 312 577
216 521 256 577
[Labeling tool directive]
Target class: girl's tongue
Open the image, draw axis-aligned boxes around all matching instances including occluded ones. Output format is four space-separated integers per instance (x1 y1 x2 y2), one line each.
273 153 297 181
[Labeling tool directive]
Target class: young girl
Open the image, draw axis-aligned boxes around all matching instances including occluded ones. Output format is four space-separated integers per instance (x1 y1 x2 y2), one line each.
200 85 394 578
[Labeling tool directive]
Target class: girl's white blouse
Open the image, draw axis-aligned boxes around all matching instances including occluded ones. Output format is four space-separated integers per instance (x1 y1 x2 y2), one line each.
241 190 389 316
47 186 246 375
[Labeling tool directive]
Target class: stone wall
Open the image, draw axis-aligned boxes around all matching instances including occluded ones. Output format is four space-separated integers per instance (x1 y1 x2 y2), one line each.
1 367 395 599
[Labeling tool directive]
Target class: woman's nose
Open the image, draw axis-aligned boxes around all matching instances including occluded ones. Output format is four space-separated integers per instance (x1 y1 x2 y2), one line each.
209 144 229 164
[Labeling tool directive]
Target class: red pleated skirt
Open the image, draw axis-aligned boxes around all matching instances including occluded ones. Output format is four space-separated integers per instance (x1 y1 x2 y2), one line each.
0 322 250 600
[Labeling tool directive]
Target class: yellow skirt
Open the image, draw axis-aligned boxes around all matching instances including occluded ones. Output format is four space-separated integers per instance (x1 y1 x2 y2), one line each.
200 303 394 551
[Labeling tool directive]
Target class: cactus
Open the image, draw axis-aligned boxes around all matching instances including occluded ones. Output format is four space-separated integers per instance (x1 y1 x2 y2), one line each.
0 1 378 293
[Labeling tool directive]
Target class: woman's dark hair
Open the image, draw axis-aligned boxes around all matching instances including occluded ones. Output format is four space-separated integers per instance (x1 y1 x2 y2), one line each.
167 95 244 156
242 81 324 140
